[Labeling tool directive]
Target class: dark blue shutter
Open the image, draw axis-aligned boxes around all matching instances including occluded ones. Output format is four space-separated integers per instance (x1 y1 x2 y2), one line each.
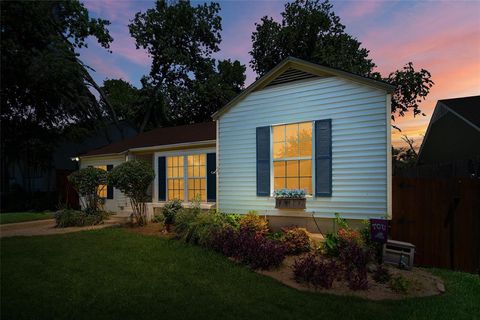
158 157 166 201
315 119 332 197
256 126 270 196
106 165 114 199
206 153 216 202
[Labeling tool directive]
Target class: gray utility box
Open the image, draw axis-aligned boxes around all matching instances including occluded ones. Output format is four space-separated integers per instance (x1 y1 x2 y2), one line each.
383 240 415 270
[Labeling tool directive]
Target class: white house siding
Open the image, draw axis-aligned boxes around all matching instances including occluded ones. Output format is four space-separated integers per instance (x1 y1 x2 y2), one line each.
217 76 390 220
79 155 127 213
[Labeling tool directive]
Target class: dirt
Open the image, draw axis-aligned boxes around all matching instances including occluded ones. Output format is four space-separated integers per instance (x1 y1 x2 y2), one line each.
257 255 445 300
126 222 176 238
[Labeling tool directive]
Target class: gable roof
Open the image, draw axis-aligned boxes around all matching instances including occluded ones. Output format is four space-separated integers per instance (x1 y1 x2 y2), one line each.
212 57 395 120
438 95 480 130
81 122 216 157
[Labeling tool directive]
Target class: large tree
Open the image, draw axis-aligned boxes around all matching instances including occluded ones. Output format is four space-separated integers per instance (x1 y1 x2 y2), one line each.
250 0 434 124
128 0 246 129
1 1 117 194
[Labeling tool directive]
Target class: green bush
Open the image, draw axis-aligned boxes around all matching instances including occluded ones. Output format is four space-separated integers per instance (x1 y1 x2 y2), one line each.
174 210 227 246
68 167 107 214
108 160 155 226
162 200 183 225
389 275 410 294
54 209 111 228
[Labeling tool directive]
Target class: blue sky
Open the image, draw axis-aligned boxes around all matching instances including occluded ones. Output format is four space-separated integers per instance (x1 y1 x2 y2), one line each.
79 0 480 146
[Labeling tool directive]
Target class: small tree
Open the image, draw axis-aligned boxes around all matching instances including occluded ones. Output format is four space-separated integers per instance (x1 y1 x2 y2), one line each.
108 160 155 225
68 167 107 214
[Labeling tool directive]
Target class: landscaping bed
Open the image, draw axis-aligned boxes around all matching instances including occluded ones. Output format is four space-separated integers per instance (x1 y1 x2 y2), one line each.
258 255 444 300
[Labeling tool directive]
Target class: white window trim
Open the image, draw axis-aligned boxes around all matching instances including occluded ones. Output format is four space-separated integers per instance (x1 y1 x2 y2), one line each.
269 121 315 197
153 147 215 203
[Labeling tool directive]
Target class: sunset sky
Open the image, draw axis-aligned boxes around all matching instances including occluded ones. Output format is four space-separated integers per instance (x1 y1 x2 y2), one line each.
80 0 480 148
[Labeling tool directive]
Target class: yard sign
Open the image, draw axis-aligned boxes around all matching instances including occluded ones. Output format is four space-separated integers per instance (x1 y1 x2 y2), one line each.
370 219 388 243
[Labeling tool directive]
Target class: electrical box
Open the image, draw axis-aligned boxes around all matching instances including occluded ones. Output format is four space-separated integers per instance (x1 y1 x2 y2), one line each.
383 239 415 269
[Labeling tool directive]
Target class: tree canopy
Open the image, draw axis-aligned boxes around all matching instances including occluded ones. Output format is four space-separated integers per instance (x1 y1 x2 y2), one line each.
128 0 246 128
250 0 434 124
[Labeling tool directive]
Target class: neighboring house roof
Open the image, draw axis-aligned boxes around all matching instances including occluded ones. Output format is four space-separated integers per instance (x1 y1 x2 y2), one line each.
212 56 395 120
81 122 216 157
438 95 480 129
417 95 480 164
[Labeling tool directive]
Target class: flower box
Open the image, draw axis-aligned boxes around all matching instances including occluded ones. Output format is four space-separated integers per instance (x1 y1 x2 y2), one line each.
275 198 306 209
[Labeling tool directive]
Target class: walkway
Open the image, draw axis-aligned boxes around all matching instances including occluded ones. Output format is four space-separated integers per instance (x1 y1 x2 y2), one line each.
0 216 127 238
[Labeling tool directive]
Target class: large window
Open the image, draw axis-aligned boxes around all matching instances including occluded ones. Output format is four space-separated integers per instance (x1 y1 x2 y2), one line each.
167 156 184 201
272 122 313 194
95 165 107 198
187 154 206 201
166 154 207 202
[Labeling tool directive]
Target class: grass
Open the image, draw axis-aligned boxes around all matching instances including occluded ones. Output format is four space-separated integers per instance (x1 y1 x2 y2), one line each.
0 211 53 224
1 228 479 320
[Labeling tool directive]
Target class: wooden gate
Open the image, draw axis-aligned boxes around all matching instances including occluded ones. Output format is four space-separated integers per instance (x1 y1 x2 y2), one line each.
391 176 480 273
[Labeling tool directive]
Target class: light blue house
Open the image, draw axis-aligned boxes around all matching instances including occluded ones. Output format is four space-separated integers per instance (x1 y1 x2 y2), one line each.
79 57 394 230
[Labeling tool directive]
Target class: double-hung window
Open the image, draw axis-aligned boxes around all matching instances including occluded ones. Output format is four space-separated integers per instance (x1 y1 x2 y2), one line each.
166 154 207 202
272 122 313 194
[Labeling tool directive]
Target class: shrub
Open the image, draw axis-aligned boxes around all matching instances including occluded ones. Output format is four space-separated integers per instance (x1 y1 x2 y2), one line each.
54 209 111 227
373 265 391 284
323 232 339 256
292 254 337 289
234 228 286 270
223 213 242 228
162 200 182 225
281 227 312 255
239 211 269 235
108 160 155 226
173 208 199 239
389 275 410 294
210 225 239 257
68 167 107 214
180 210 227 246
338 239 373 290
211 225 286 270
273 189 306 198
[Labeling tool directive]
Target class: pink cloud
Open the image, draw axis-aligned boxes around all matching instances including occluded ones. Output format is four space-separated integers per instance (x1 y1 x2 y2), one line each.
341 0 385 19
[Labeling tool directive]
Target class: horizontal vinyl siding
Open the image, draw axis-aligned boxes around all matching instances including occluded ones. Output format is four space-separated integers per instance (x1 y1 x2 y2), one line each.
218 76 388 220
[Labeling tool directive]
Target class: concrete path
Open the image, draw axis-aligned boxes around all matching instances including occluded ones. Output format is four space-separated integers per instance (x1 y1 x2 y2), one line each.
0 216 128 238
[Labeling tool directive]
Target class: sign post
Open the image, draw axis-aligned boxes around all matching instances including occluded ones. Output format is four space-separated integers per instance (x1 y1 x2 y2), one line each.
370 218 388 263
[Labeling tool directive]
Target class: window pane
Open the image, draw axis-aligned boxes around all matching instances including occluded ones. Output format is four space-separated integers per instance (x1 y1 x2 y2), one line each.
273 142 285 159
274 177 285 190
188 166 194 177
179 179 184 189
178 156 184 166
286 160 298 177
286 177 298 189
273 126 285 142
188 179 194 189
200 166 206 177
178 167 184 178
199 154 206 166
168 190 173 200
299 160 312 176
300 178 312 194
299 140 312 157
200 178 206 189
188 190 194 200
168 179 173 189
285 123 298 143
194 166 200 177
274 162 285 178
200 190 206 201
285 140 299 158
299 122 312 141
167 157 173 167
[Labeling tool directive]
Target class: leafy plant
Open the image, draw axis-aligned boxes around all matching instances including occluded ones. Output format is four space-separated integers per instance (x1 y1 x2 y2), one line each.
179 210 227 246
223 213 242 228
211 223 286 270
373 265 391 284
389 275 410 294
292 254 337 289
281 227 312 255
239 211 269 235
273 189 306 199
333 212 349 231
108 160 155 226
173 208 199 239
68 167 108 214
323 232 339 256
337 233 374 290
54 209 111 228
162 200 183 225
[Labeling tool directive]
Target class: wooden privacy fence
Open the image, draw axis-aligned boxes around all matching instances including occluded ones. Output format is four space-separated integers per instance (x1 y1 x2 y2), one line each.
390 176 480 273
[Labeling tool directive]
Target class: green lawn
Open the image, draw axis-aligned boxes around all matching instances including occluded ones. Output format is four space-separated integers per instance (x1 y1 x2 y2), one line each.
1 228 479 320
0 211 53 224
